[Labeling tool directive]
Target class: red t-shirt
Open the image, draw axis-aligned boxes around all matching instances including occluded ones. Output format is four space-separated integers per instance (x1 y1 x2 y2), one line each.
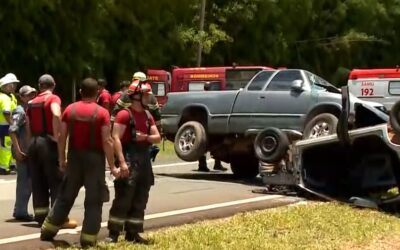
111 91 122 109
28 91 61 136
97 89 111 108
62 101 110 151
114 108 155 145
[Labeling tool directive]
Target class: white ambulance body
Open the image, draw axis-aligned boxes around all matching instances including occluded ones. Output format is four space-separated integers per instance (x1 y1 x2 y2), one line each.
348 68 400 111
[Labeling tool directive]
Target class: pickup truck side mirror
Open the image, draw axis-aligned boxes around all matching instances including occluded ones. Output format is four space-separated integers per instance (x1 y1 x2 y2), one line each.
291 80 304 92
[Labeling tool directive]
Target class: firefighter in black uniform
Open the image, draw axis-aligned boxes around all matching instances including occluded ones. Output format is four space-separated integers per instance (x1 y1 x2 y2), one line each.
107 80 161 244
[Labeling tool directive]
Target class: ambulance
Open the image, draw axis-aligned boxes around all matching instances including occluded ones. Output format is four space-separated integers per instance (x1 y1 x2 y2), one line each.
147 65 276 106
348 68 400 111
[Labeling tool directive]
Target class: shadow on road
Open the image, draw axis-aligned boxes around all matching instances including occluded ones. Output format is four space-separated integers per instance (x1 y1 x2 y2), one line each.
156 172 265 187
21 223 41 228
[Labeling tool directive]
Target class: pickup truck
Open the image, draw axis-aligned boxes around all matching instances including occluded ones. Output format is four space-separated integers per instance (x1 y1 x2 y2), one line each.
161 69 386 178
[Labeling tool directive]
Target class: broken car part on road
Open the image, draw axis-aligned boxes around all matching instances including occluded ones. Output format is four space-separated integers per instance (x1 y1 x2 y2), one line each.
254 86 400 209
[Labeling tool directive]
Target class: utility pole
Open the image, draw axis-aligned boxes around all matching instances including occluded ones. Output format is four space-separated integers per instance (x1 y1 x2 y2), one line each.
196 0 206 66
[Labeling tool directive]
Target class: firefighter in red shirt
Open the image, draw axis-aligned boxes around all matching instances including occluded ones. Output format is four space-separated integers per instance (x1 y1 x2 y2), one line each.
26 74 76 228
107 81 161 244
40 78 115 248
111 80 130 110
97 78 112 110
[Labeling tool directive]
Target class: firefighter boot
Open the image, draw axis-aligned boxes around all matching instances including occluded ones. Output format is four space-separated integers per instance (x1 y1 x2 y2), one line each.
61 218 78 229
125 232 149 244
104 230 119 243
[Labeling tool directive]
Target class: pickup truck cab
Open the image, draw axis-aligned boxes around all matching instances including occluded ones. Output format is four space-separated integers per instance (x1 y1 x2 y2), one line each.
161 69 385 178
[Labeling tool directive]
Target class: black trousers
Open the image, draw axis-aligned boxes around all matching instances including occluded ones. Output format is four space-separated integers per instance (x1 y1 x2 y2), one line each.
27 136 62 224
42 150 106 244
108 144 153 234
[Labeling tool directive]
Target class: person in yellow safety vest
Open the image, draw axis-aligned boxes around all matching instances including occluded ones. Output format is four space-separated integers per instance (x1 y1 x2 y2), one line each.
0 73 18 175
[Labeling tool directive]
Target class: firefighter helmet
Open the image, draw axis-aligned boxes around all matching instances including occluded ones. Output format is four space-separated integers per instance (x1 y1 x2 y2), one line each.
128 80 153 95
132 72 147 82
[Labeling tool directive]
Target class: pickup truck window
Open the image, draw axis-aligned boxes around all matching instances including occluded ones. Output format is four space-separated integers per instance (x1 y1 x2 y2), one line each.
247 71 275 91
266 70 302 91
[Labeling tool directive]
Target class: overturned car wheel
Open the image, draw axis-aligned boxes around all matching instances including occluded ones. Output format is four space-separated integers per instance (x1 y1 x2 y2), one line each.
230 156 259 179
254 127 289 163
174 121 207 162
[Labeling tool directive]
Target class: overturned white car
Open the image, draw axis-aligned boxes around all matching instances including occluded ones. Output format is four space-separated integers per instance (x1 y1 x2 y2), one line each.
254 86 400 209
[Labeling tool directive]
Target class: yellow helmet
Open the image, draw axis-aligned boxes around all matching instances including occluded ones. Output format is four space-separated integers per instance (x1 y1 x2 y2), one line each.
132 71 147 82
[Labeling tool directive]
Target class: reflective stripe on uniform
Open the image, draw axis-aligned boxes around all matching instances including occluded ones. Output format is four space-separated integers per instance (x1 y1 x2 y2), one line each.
81 232 97 243
126 218 144 225
41 218 60 233
34 207 49 215
109 216 125 225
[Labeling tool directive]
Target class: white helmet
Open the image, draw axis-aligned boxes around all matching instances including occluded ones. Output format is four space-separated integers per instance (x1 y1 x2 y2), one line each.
0 73 19 87
132 72 147 82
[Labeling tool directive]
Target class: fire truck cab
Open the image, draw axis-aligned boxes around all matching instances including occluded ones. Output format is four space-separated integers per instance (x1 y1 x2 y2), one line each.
147 66 275 105
147 69 171 106
348 68 400 111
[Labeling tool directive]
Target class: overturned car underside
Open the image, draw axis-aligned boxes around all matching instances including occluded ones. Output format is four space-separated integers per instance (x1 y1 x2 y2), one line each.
254 87 400 209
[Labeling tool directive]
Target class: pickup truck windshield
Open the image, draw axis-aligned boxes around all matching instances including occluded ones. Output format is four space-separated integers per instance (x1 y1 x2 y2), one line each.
306 71 341 94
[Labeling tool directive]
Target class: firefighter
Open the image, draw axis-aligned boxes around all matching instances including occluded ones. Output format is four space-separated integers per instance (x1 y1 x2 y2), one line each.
107 80 161 244
110 72 161 161
132 72 161 162
40 78 115 248
111 80 130 110
26 74 77 228
0 73 18 175
97 78 112 111
198 82 227 172
10 85 37 221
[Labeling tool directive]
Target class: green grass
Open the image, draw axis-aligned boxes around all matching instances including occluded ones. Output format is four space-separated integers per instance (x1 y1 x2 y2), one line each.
153 140 177 162
63 202 400 250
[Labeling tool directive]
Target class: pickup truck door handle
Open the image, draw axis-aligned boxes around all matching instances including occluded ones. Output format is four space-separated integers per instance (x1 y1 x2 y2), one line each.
259 96 266 99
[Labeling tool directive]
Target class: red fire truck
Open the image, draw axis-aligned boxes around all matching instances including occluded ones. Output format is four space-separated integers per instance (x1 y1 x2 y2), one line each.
147 65 276 106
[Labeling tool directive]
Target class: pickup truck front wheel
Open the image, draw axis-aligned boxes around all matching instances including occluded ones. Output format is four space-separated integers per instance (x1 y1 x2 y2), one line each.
174 121 207 162
303 113 338 139
230 156 259 179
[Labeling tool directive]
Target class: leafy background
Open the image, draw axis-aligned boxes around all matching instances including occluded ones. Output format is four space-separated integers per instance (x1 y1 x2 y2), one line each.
1 0 399 102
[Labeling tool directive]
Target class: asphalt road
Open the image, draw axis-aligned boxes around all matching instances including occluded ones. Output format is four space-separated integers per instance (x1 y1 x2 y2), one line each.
0 159 302 249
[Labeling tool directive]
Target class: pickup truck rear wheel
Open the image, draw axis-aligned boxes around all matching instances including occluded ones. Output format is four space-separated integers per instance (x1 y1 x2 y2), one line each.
230 156 259 179
303 113 338 139
174 121 207 162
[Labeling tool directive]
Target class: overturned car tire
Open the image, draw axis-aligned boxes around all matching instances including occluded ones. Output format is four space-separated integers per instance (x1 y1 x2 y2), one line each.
254 127 289 163
174 121 207 162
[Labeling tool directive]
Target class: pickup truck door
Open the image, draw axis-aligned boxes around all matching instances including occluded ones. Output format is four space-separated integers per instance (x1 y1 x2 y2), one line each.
260 70 311 130
229 71 276 133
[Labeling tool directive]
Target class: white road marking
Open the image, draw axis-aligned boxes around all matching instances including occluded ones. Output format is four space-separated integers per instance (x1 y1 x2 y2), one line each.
0 194 291 245
0 160 214 184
